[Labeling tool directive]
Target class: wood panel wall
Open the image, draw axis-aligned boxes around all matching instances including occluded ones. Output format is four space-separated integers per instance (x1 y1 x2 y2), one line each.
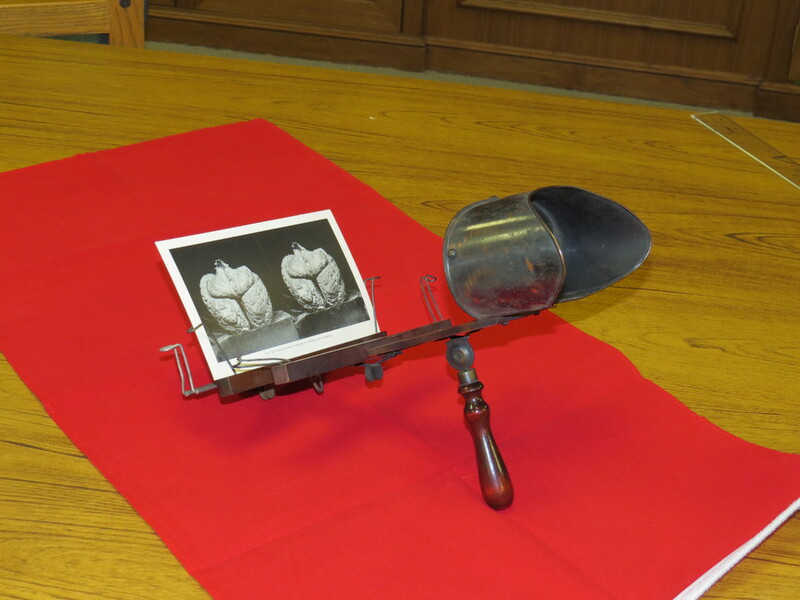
147 0 800 120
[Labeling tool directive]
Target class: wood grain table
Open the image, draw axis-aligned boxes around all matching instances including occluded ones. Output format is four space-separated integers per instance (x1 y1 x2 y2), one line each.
0 34 798 599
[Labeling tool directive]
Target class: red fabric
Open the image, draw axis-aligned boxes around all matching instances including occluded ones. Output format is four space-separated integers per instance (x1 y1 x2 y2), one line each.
0 120 797 600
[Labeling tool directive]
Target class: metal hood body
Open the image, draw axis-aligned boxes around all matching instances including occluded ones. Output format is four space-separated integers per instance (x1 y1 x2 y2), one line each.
443 186 652 319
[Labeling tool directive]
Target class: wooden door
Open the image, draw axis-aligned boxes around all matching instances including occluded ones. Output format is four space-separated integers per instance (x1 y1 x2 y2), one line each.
424 0 786 110
190 0 404 34
789 24 800 83
148 0 426 71
754 0 800 120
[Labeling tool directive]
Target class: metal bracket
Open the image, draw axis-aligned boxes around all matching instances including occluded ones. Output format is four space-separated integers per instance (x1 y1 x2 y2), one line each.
445 336 475 371
159 343 217 397
420 274 444 322
362 350 402 382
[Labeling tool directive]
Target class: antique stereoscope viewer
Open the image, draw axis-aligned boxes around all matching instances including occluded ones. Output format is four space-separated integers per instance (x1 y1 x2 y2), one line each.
162 186 651 510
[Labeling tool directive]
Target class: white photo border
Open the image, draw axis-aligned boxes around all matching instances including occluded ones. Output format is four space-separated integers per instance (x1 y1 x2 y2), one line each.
156 210 377 381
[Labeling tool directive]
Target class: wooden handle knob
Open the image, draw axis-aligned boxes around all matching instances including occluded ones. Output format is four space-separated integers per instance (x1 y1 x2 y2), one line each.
459 375 514 510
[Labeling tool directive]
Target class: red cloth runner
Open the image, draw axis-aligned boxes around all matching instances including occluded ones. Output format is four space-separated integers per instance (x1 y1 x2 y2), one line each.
0 120 797 600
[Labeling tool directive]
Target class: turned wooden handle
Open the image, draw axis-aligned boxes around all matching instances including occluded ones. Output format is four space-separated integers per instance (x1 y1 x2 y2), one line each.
460 377 514 510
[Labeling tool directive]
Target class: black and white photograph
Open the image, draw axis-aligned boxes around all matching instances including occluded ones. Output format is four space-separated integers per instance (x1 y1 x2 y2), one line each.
156 211 376 380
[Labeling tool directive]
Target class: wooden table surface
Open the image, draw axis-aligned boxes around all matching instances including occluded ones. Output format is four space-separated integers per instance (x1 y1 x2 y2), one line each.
0 34 798 599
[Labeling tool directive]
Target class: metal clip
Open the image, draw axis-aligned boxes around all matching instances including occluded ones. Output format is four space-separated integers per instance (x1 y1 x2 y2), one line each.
190 320 239 374
364 276 381 332
159 343 217 397
420 274 444 322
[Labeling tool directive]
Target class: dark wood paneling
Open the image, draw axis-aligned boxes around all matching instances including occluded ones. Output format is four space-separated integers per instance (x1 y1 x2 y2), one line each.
194 0 404 33
148 7 426 71
425 41 758 110
145 0 800 119
791 51 800 83
756 0 800 118
755 82 800 120
425 0 778 76
762 0 800 81
403 0 425 34
458 0 743 37
789 27 800 82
